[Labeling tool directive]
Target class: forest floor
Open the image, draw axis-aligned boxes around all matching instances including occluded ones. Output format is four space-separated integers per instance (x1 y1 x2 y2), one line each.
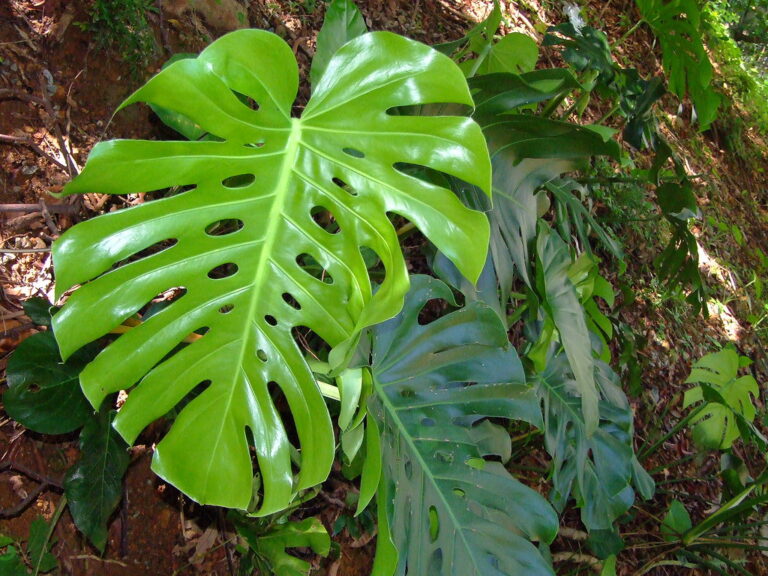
1 0 768 575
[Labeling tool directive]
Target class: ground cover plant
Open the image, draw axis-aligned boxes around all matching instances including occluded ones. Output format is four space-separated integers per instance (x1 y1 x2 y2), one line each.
1 0 767 574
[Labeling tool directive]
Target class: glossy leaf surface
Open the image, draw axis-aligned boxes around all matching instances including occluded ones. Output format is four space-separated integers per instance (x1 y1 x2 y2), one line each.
52 30 491 512
4 331 93 435
368 276 557 576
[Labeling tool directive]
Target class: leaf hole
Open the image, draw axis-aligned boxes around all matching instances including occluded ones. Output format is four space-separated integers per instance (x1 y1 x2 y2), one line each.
418 298 452 326
465 457 486 471
428 549 443 574
282 292 301 310
222 174 255 189
453 488 465 498
421 417 435 427
342 147 365 159
244 141 264 149
428 506 440 542
332 177 357 196
256 349 268 362
176 379 212 411
264 315 278 326
205 218 244 236
404 458 413 479
232 90 259 110
295 253 333 284
218 304 234 314
310 206 340 235
399 387 415 398
386 103 472 116
207 262 239 279
111 238 179 271
140 286 187 319
435 450 453 464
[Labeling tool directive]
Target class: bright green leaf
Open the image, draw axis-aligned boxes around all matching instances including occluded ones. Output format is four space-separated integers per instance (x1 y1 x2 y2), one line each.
237 517 330 576
661 500 692 541
476 33 538 75
683 348 759 450
52 30 491 512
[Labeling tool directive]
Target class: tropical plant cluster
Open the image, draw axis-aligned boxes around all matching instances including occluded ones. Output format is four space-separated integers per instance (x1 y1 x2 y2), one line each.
2 1 767 575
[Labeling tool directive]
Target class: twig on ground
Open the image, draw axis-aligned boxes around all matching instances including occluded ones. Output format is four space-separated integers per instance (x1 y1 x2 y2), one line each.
0 482 50 518
0 461 64 490
0 133 70 171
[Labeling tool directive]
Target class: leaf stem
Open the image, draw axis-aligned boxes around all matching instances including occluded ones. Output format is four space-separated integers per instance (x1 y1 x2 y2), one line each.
638 404 704 460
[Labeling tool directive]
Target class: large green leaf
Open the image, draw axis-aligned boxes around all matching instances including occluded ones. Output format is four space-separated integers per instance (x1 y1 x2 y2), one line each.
535 351 654 532
52 30 491 512
683 348 760 450
368 276 558 576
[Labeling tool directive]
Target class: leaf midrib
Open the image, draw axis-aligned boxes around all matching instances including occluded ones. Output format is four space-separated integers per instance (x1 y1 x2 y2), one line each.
198 119 303 493
375 377 489 575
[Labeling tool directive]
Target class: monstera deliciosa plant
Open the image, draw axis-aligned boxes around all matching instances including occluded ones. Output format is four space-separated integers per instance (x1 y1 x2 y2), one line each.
3 0 664 572
52 28 492 515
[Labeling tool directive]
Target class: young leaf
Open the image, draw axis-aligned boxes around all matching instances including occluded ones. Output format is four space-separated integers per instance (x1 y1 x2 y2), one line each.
473 33 539 76
368 276 557 576
310 0 367 88
64 406 130 553
236 517 330 576
683 348 759 450
4 331 94 435
27 516 58 574
0 543 27 576
52 30 491 513
661 500 692 541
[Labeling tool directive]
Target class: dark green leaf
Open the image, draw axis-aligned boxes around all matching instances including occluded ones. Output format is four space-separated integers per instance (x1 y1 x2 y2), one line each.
536 353 654 532
535 225 598 434
4 331 94 435
586 528 624 559
64 405 130 553
543 23 614 79
23 298 53 327
470 69 580 118
27 516 57 574
368 276 557 576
